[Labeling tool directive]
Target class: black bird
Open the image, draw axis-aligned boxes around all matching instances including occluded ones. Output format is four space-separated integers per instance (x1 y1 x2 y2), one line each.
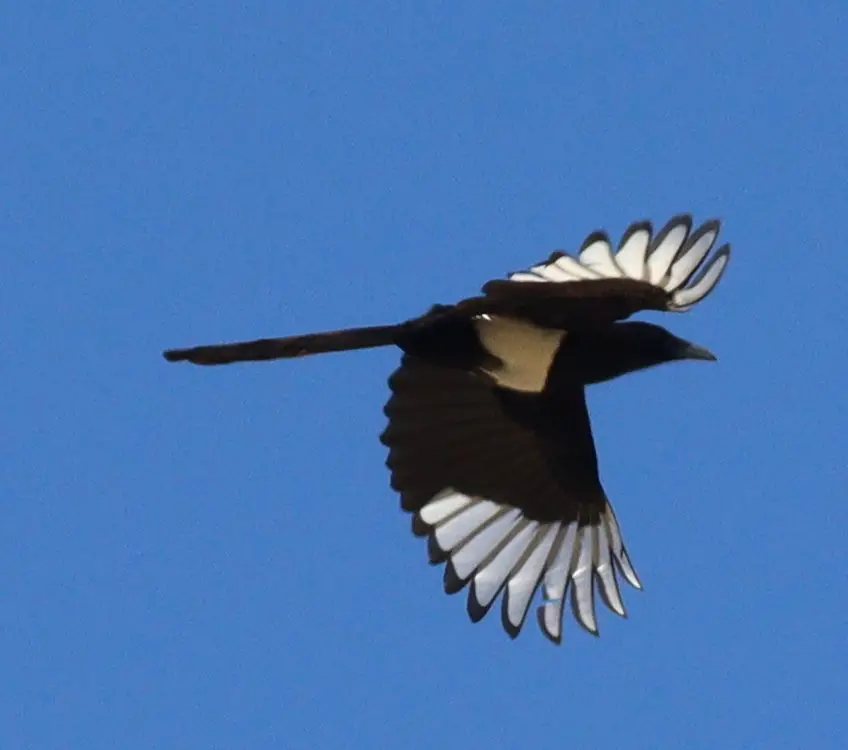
164 214 730 643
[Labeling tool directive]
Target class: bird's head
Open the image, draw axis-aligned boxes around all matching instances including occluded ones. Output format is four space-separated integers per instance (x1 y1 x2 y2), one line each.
567 321 716 385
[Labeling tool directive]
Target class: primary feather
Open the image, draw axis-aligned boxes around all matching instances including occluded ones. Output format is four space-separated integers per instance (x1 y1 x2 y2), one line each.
506 215 730 312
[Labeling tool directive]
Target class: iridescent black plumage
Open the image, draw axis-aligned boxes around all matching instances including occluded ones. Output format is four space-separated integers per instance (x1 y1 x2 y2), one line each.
164 214 730 642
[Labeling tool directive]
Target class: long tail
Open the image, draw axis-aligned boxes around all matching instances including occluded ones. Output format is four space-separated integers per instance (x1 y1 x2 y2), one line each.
163 323 403 366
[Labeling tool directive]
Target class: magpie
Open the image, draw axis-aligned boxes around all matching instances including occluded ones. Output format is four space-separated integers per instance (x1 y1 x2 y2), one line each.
164 214 730 643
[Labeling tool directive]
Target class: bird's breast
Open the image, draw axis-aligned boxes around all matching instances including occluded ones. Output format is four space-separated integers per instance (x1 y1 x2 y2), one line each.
473 315 566 393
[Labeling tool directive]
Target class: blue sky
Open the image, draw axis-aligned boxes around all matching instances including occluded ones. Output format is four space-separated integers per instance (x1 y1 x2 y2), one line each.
3 3 847 748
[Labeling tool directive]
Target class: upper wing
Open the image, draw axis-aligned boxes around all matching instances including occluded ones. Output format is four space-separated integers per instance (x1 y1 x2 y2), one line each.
481 214 731 319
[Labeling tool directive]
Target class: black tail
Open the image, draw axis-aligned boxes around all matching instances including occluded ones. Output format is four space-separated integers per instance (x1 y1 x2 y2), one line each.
163 323 402 366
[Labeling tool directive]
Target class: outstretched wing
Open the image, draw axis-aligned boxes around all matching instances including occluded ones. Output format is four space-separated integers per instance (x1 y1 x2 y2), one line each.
381 355 641 642
481 214 730 319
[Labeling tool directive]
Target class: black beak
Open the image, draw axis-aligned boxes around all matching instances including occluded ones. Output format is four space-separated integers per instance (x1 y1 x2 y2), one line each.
679 341 717 362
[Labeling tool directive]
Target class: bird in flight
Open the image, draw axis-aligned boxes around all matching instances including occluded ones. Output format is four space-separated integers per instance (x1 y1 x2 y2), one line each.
164 214 730 644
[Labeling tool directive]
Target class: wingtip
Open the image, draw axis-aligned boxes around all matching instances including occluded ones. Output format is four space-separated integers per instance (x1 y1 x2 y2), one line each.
443 561 466 595
536 607 563 645
426 534 449 564
503 622 522 640
500 597 525 640
467 581 500 624
661 213 694 232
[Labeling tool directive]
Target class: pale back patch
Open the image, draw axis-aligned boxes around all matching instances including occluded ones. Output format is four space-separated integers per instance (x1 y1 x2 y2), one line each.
472 315 565 393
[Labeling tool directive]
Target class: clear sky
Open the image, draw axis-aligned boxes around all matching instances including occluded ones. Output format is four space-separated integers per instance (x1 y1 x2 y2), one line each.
3 3 846 749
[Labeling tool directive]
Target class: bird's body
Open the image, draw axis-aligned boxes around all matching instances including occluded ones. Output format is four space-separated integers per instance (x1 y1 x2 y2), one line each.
165 214 730 643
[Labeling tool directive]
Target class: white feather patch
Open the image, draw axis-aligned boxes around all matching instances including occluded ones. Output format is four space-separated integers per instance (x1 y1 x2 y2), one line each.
647 219 690 285
571 525 597 633
505 525 559 628
595 523 626 617
615 226 651 280
506 216 729 312
451 508 522 579
472 522 537 608
433 499 501 553
602 505 642 590
537 524 576 642
416 490 642 642
670 248 730 309
579 237 623 278
666 224 719 292
418 489 473 526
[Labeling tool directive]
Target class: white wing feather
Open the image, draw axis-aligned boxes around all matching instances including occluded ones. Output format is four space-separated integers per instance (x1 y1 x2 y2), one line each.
507 215 730 311
418 490 638 642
